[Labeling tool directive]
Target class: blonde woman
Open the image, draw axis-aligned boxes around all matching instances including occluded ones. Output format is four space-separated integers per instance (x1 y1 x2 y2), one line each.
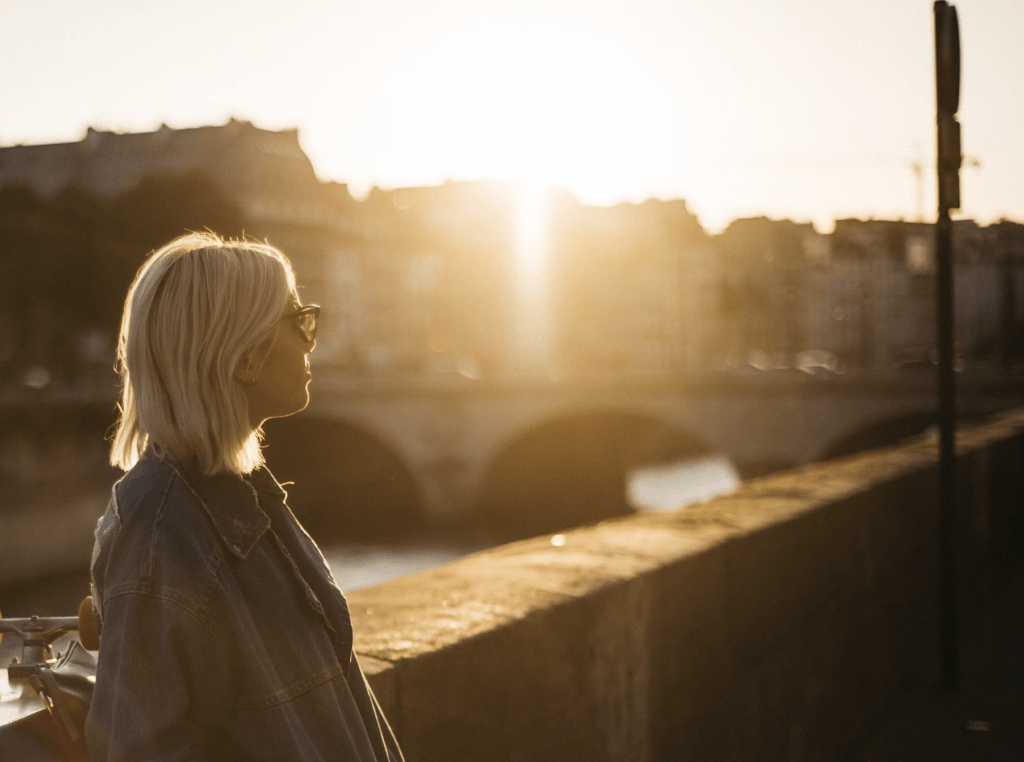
86 233 403 761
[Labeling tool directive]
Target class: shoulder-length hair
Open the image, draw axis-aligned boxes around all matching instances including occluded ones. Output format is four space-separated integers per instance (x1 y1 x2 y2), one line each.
110 232 297 475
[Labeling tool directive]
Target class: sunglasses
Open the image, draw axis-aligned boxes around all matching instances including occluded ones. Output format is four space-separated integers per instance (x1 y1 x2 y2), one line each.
284 304 320 342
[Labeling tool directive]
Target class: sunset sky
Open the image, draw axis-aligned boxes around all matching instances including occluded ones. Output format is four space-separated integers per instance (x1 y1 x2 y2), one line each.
2 0 1021 233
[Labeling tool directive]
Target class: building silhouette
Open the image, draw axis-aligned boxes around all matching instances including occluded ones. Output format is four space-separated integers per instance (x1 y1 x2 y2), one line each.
3 119 1024 384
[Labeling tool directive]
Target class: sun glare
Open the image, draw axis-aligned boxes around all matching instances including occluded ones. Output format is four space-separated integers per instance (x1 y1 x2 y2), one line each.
364 14 691 204
515 180 547 285
512 180 553 373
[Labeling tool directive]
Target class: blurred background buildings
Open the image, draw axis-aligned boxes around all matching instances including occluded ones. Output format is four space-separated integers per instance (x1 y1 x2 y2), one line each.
3 120 1023 391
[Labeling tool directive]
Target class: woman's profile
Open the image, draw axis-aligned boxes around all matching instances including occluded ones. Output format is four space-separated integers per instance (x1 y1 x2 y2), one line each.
86 232 403 761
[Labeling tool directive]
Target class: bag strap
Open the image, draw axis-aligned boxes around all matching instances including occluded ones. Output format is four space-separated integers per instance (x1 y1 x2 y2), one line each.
31 668 81 741
26 640 97 744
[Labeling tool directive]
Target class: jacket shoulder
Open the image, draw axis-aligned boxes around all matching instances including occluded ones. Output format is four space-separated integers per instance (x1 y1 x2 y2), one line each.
110 458 220 563
114 457 180 521
101 459 224 603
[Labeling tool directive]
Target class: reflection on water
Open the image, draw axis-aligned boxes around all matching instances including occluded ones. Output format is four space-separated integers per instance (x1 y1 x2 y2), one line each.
323 542 487 592
628 454 740 512
324 455 740 591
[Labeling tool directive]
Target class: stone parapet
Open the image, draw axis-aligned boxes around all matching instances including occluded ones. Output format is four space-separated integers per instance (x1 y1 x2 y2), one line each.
349 408 1024 761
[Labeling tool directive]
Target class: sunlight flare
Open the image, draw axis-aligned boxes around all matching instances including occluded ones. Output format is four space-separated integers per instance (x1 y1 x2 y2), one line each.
515 179 547 285
512 180 553 373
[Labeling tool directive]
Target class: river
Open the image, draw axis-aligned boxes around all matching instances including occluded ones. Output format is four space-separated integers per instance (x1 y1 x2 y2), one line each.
323 453 740 591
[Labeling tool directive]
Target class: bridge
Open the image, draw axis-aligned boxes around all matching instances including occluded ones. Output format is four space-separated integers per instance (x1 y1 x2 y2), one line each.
4 367 1022 536
278 366 1024 532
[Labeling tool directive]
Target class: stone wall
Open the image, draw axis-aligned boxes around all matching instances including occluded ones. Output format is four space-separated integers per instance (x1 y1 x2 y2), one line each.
348 408 1024 762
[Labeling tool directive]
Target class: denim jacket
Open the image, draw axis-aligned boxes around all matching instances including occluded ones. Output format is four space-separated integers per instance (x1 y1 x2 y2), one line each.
85 454 404 762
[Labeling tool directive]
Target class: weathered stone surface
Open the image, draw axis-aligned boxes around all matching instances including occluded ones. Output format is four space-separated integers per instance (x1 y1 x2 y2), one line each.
351 409 1024 762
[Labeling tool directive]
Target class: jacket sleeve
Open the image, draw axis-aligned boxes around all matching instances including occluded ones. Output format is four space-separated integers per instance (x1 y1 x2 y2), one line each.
85 588 236 762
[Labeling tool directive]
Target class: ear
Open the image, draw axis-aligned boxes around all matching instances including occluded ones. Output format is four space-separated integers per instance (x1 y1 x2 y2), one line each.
234 351 257 385
235 339 274 385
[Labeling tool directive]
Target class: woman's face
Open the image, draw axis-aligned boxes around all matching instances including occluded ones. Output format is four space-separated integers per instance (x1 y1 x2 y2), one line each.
241 298 316 429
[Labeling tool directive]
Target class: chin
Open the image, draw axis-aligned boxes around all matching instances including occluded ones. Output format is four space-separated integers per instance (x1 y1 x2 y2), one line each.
270 394 310 422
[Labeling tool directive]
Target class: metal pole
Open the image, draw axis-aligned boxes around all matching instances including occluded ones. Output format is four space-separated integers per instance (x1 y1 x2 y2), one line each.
934 0 960 690
935 208 958 689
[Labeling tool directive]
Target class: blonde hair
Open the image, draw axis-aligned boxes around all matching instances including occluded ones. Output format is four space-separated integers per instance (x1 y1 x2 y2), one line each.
110 232 297 475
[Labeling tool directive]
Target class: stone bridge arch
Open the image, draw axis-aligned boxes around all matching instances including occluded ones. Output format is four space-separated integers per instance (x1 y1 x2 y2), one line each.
472 407 717 539
0 400 119 497
261 415 424 541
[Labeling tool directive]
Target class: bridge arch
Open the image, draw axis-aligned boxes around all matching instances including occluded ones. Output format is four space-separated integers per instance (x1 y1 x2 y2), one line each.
0 401 118 489
472 407 717 540
262 415 424 542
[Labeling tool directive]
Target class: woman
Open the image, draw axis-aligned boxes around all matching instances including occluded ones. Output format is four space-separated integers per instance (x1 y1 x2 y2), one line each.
86 233 403 761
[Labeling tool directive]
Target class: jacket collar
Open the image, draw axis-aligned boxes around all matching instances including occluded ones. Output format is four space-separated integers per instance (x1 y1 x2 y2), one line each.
164 456 281 560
